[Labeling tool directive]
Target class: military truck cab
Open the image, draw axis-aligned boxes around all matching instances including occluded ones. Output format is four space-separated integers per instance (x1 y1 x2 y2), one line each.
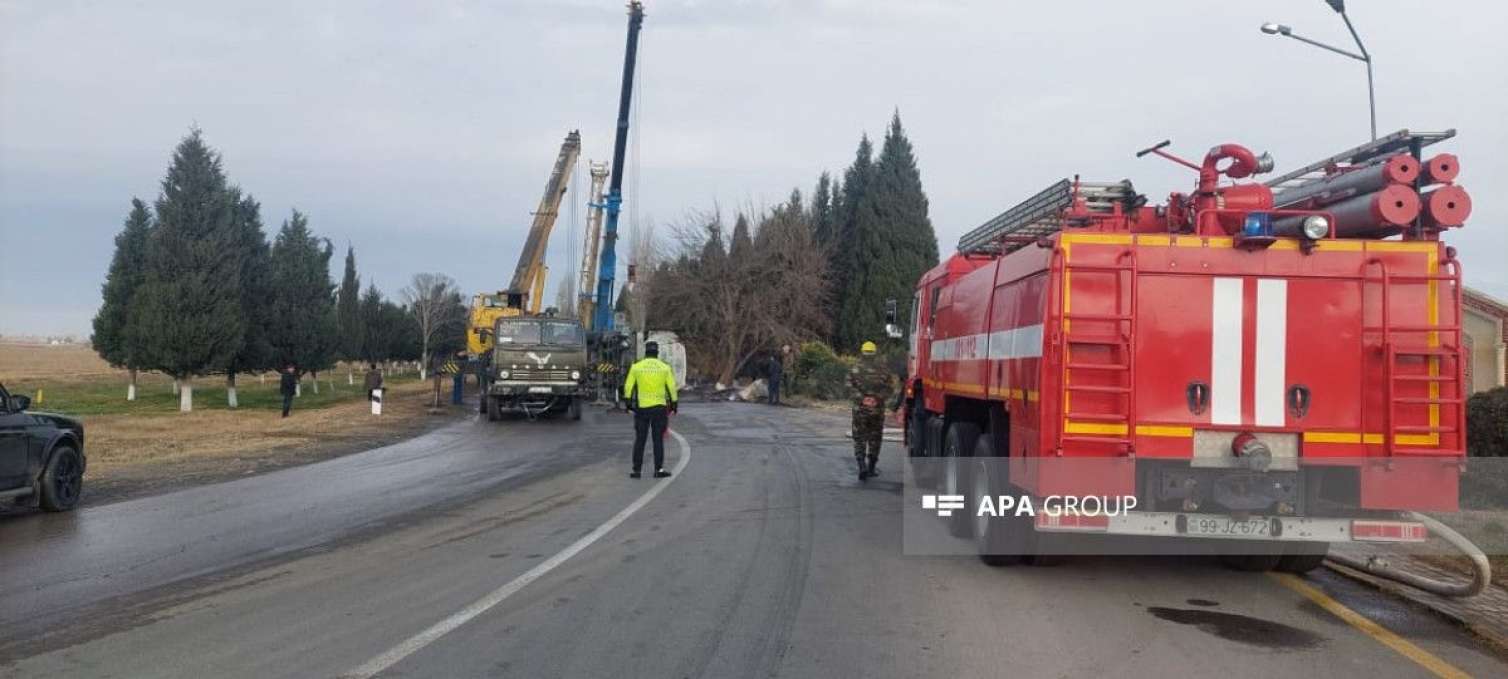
483 316 589 421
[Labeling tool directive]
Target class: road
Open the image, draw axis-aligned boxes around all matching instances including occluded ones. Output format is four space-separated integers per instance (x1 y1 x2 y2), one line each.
1 403 1503 678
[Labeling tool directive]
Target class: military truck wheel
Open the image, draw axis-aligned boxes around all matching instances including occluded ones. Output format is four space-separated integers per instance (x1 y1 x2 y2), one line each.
39 445 83 512
487 397 502 422
943 422 980 538
568 398 582 421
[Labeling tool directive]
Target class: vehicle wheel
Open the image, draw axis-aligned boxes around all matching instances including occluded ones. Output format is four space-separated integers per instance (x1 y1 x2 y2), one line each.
569 398 582 421
943 422 980 538
1219 545 1283 572
972 441 1024 567
39 444 83 512
1276 542 1329 574
488 397 503 422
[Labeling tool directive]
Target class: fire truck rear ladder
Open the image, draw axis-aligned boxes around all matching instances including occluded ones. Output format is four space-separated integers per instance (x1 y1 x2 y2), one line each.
1058 248 1139 454
1362 256 1466 457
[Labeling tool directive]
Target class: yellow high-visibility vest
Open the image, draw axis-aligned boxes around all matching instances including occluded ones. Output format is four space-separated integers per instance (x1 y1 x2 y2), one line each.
623 357 678 408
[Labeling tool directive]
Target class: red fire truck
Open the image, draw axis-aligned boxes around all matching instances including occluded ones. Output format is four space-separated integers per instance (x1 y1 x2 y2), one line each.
900 130 1473 572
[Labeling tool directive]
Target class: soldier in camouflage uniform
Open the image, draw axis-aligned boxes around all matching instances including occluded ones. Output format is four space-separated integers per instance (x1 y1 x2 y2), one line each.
849 340 894 481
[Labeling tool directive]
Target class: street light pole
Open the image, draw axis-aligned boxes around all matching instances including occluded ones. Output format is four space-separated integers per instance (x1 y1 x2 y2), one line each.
1261 0 1377 140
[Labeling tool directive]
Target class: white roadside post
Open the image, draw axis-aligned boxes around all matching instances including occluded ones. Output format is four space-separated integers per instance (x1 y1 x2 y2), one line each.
372 387 383 415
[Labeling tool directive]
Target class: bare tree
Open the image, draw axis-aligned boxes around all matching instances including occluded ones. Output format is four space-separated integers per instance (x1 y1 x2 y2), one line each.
402 272 464 379
645 199 829 385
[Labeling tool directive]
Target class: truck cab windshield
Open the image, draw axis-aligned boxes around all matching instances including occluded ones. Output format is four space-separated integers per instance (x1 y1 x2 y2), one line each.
494 320 541 345
542 321 584 345
493 320 583 346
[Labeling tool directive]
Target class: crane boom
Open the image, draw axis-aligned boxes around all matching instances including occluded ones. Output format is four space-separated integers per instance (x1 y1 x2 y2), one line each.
592 1 644 331
578 161 609 328
507 129 581 312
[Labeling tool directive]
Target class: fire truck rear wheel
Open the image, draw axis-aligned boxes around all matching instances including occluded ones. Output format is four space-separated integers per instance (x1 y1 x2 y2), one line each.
943 422 980 538
1218 546 1283 572
972 440 1024 566
1275 542 1329 574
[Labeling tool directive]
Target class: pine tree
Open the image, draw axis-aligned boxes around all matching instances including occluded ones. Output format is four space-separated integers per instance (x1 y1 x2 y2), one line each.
267 210 338 386
337 245 363 363
129 129 247 412
92 198 154 401
220 189 274 407
838 112 939 352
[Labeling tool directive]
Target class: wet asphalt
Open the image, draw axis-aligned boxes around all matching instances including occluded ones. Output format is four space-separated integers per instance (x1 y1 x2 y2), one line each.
0 403 1503 678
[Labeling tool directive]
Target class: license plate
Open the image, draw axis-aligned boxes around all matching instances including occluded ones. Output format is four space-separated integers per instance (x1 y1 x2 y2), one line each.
1185 516 1271 538
528 386 552 394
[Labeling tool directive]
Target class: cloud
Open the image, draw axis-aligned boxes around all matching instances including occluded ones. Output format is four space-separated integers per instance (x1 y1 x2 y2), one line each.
2 0 1505 336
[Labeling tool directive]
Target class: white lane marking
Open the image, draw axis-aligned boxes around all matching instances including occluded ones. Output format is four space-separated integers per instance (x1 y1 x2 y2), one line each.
1210 277 1244 425
1254 278 1288 427
342 430 693 679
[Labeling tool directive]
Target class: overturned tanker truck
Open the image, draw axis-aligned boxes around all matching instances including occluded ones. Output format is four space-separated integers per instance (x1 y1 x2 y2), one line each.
901 130 1478 573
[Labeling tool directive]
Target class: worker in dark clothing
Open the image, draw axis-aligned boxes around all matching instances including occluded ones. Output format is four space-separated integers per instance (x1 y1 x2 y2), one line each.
363 363 383 401
623 341 678 479
767 353 784 406
279 365 298 418
451 351 466 405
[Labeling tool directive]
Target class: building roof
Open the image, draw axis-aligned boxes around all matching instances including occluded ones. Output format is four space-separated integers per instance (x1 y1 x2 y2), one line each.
1465 286 1508 318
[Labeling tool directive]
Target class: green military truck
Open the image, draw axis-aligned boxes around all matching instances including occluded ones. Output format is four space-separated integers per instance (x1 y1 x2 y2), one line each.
481 316 589 421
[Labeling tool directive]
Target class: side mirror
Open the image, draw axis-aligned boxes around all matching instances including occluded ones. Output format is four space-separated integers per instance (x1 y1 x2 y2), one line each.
884 299 903 339
13 395 31 411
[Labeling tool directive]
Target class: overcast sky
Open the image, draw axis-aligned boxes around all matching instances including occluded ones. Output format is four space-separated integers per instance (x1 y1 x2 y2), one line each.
2 0 1505 336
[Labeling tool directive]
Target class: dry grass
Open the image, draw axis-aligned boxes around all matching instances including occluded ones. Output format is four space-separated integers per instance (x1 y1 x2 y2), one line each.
0 343 119 381
1 342 464 504
84 379 439 472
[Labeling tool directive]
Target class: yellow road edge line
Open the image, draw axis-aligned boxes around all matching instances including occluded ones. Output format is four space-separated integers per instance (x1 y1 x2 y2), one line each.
1269 573 1471 679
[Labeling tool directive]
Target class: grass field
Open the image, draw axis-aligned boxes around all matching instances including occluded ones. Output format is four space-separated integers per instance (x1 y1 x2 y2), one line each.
1 343 467 505
0 343 428 415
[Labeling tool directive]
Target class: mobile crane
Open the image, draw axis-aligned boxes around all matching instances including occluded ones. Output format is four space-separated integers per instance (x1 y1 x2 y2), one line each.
466 130 581 357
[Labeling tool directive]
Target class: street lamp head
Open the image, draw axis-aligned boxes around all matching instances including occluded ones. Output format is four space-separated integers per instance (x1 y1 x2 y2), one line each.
1261 23 1292 36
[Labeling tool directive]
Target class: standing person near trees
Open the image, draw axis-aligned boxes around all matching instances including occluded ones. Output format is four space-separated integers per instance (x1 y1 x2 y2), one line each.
767 351 784 406
849 341 895 481
279 365 298 418
363 363 383 401
623 341 678 479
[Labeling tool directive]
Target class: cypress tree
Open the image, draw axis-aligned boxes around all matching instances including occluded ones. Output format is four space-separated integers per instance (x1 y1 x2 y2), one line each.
92 198 154 401
337 246 363 362
811 172 833 243
838 112 939 352
831 134 875 350
130 129 247 412
729 213 753 261
221 189 274 407
266 210 338 387
359 283 385 362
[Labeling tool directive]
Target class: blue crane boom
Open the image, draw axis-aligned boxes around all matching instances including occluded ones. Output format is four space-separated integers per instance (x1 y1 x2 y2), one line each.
592 1 644 332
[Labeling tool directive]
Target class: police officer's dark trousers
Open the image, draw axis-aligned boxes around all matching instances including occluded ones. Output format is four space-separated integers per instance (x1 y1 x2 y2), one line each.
632 405 669 472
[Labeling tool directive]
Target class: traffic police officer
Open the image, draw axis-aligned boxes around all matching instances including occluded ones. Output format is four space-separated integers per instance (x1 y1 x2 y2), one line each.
849 340 894 480
623 341 678 478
